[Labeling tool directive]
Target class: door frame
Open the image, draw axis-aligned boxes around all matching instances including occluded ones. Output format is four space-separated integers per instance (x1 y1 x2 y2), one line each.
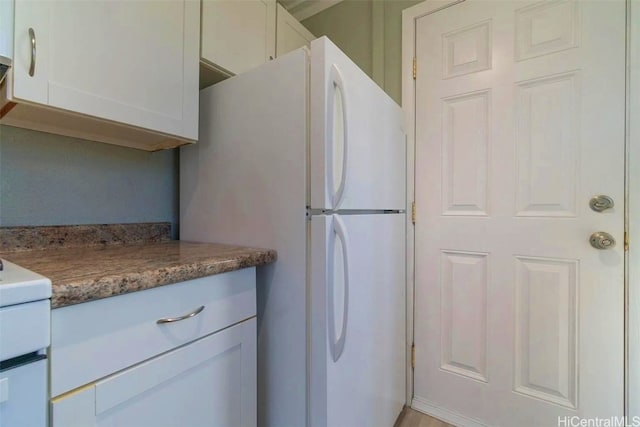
401 0 638 416
401 0 463 407
627 0 639 418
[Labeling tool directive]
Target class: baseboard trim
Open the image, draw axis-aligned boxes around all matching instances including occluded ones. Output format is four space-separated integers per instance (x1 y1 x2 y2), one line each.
411 396 488 427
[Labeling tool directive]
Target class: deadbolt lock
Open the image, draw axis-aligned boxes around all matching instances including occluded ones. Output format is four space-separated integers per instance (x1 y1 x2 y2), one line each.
589 195 614 212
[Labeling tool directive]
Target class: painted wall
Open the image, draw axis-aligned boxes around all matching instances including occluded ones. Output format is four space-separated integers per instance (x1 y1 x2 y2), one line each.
303 0 373 77
383 0 422 103
0 125 178 234
303 0 421 104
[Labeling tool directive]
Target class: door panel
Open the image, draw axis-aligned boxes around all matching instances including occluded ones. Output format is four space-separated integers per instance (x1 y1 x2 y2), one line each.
513 257 578 409
413 0 625 425
310 37 406 211
440 250 488 383
310 213 405 427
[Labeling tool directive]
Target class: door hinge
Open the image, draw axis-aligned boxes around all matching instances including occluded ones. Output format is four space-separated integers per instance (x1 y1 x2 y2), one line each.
411 201 416 225
625 231 629 252
411 343 415 369
412 57 417 80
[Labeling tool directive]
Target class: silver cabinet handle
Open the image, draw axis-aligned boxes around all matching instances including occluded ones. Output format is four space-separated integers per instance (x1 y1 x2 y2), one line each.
156 305 205 324
28 27 36 77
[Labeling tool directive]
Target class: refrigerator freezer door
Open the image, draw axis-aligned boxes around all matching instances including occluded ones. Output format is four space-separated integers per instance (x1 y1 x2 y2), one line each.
310 37 406 211
180 49 308 427
310 213 406 427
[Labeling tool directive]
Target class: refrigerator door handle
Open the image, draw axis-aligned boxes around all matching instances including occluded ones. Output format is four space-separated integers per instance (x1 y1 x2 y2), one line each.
328 64 348 209
328 215 349 362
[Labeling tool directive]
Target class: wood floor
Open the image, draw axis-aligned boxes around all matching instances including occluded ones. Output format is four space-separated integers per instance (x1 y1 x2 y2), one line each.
394 407 454 427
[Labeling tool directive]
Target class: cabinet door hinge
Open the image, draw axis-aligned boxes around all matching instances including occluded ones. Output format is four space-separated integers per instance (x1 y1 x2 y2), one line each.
411 343 416 369
625 231 629 252
411 201 416 225
413 58 417 80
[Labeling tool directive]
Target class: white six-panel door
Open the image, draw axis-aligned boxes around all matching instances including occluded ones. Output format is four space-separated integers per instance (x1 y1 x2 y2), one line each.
412 0 625 425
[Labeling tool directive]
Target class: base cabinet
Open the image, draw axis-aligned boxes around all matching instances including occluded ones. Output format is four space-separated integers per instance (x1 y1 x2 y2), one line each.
50 269 258 427
51 318 256 427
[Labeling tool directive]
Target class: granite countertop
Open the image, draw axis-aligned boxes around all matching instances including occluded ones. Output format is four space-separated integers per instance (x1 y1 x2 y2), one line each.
0 224 276 308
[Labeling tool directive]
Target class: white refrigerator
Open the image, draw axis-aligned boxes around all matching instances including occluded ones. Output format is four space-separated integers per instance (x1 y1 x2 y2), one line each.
180 37 406 427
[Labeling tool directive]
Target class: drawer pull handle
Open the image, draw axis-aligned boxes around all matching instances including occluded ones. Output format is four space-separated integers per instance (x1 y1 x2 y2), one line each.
28 27 36 77
156 305 205 324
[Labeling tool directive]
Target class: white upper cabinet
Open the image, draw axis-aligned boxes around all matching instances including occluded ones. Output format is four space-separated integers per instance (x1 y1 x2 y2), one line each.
0 0 14 68
201 0 276 76
275 3 315 57
2 0 200 151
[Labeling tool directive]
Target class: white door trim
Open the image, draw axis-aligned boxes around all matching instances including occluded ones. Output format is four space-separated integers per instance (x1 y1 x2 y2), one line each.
402 0 636 417
401 0 465 408
627 0 639 418
412 396 487 427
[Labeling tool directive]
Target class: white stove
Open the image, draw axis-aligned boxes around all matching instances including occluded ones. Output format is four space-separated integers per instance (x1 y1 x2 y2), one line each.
0 259 51 427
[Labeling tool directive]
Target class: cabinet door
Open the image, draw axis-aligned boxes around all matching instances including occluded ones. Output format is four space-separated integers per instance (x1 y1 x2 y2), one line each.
201 0 276 75
51 319 257 427
276 3 315 57
12 0 199 140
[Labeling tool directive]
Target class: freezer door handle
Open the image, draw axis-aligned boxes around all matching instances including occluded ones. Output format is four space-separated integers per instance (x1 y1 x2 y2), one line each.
328 64 348 210
328 215 349 362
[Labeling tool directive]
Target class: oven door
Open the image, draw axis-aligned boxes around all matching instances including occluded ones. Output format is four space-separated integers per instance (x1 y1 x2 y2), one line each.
0 355 47 427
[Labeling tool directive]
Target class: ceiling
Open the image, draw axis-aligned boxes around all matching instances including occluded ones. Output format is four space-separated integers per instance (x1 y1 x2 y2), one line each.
280 0 344 21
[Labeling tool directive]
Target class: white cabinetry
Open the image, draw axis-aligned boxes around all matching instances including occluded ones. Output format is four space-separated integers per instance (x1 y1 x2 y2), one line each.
0 0 13 61
276 3 315 57
201 0 276 76
1 0 200 151
50 268 257 427
52 320 256 427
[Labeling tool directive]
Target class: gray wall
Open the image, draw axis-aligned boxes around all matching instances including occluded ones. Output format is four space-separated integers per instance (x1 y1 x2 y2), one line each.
303 0 421 104
303 1 374 77
0 125 178 234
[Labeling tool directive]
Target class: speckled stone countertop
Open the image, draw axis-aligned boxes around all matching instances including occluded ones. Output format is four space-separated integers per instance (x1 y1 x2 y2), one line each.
0 224 276 308
0 222 172 252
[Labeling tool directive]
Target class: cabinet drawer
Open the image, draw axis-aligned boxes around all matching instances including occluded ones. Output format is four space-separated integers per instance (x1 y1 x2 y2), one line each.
52 319 256 427
51 268 256 397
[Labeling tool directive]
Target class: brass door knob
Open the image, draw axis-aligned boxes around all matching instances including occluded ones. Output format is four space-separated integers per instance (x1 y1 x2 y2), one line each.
590 232 616 249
